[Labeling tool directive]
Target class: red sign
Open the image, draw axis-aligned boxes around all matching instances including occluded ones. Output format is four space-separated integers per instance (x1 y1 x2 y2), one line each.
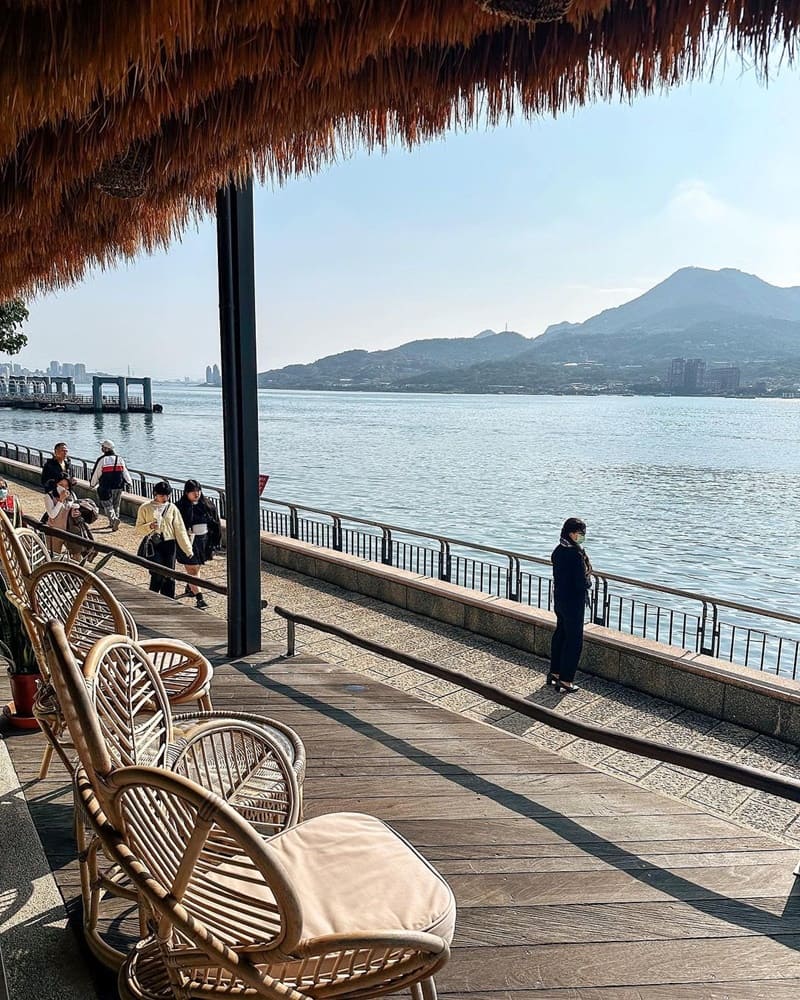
258 474 270 496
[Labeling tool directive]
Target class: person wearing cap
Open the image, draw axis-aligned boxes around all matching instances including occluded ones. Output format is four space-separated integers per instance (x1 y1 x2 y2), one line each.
90 439 132 531
175 479 221 611
134 482 193 598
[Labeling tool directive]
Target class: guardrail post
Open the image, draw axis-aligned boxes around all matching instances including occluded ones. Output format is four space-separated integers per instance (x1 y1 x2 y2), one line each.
380 528 393 566
286 619 296 657
289 506 299 539
438 540 451 582
506 556 522 602
699 600 719 656
332 516 343 552
592 575 609 626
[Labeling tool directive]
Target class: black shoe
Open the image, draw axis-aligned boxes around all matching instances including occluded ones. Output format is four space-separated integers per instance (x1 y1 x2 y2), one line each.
195 595 209 610
546 671 559 687
181 585 193 597
556 680 579 694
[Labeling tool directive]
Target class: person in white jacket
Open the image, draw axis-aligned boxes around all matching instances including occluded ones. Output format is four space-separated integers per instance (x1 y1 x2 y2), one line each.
134 481 193 599
90 438 132 531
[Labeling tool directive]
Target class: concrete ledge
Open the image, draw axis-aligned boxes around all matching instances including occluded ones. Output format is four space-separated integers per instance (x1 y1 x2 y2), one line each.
257 531 800 744
4 454 800 744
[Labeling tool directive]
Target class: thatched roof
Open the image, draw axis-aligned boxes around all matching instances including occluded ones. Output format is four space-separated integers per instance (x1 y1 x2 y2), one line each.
1 1 797 299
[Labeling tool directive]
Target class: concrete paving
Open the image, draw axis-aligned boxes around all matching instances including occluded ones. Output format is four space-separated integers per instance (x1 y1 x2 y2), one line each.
0 739 99 1000
10 477 800 848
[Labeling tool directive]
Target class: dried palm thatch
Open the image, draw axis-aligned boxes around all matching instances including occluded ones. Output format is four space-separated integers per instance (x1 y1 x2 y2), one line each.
1 0 798 299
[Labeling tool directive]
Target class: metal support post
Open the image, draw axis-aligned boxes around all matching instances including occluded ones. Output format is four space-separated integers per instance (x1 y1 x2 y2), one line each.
216 177 262 657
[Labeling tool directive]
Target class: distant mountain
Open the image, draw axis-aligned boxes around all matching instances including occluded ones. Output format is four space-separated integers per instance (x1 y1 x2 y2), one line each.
258 268 800 392
528 268 800 363
258 330 532 389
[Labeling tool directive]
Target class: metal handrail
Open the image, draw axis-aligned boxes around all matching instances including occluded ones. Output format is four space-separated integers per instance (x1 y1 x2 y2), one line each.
264 494 800 623
3 435 800 674
273 604 800 821
2 436 792 622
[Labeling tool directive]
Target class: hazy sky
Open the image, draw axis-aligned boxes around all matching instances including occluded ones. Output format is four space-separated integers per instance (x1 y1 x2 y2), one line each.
14 59 800 380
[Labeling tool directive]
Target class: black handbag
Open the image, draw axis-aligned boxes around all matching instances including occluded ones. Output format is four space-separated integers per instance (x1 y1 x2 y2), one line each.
137 532 162 561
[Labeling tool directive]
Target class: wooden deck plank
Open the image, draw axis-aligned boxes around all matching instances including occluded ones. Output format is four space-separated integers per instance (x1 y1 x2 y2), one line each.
4 579 800 998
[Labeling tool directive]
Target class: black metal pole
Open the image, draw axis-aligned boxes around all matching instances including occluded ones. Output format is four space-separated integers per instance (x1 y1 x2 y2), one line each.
216 177 262 657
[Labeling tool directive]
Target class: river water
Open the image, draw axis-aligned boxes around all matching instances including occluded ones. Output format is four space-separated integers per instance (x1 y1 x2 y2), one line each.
2 387 799 615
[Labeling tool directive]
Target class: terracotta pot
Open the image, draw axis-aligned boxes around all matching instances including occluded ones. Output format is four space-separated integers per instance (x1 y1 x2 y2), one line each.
8 670 41 725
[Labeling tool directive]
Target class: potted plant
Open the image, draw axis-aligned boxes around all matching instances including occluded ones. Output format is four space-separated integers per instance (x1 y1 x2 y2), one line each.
0 589 41 728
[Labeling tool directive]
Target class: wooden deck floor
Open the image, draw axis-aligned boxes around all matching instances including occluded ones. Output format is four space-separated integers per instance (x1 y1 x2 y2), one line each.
5 580 800 998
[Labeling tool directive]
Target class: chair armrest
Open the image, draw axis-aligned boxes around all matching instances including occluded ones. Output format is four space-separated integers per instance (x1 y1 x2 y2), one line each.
139 637 213 705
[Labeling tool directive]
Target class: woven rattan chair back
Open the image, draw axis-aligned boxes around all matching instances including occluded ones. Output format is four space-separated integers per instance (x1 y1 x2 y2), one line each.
103 766 301 990
82 634 174 771
16 527 52 573
28 562 130 661
0 507 33 609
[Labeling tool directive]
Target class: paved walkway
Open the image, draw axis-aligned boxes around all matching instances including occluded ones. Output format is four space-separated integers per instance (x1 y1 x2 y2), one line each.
11 478 800 847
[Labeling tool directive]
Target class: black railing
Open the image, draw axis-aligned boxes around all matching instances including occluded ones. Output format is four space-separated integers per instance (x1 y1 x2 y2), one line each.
262 496 800 680
3 436 800 679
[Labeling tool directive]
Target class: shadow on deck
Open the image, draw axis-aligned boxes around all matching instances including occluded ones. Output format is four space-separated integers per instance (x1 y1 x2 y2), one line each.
4 579 800 998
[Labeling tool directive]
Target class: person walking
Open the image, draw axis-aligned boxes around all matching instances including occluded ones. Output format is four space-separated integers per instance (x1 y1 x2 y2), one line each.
40 442 72 489
43 475 85 559
548 517 593 694
0 478 22 527
134 482 193 599
90 439 132 531
175 479 220 611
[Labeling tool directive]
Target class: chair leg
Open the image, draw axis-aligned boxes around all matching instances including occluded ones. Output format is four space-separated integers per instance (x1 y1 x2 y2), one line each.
199 692 213 712
38 743 54 779
419 978 437 1000
37 719 72 778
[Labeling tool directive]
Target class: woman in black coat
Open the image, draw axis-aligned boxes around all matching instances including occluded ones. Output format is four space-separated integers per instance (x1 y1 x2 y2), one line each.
548 517 592 693
175 479 221 610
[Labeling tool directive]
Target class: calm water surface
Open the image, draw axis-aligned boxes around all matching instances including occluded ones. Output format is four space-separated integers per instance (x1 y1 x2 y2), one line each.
3 388 799 614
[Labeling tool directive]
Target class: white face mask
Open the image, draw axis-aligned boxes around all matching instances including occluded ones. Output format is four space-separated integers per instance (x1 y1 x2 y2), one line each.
0 489 7 500
57 485 68 495
152 500 167 512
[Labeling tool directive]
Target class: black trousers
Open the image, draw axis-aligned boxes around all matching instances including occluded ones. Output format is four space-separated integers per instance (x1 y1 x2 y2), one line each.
148 538 177 599
550 604 586 683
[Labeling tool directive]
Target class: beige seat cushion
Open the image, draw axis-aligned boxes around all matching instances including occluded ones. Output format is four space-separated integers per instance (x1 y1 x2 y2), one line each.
266 811 456 945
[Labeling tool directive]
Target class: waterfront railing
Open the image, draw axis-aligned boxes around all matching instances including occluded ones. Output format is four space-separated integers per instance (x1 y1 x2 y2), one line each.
3 436 799 679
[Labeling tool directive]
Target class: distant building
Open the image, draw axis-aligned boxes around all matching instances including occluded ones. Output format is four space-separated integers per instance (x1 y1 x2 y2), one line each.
49 360 60 375
667 358 685 389
705 365 741 394
61 362 75 377
684 358 706 391
205 365 213 384
667 357 706 392
73 363 87 381
205 363 222 387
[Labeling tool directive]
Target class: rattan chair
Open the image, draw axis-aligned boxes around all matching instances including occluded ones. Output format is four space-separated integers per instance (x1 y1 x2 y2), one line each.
44 623 305 971
75 762 454 1000
28 559 214 726
1 516 215 777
